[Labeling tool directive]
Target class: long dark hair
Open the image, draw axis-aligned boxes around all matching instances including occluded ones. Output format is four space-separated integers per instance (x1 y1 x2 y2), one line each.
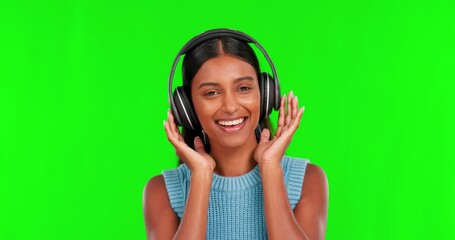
178 37 274 165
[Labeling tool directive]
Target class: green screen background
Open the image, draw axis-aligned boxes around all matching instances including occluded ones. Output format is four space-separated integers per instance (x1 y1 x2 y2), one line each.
1 0 454 239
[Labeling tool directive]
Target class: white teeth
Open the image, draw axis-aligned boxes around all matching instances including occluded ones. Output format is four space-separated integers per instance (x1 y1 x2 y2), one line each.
217 118 245 126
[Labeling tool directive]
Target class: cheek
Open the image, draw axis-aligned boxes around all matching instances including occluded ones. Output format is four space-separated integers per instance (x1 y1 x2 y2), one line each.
192 97 215 121
192 98 203 116
241 92 261 113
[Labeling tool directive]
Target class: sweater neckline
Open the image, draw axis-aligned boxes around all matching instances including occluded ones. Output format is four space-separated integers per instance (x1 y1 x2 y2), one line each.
210 164 262 192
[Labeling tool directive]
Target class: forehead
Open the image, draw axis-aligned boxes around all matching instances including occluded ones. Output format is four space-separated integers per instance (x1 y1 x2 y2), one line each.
192 55 257 86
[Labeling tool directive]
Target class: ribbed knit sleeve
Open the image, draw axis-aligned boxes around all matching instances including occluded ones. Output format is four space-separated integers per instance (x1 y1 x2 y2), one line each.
282 156 310 209
162 165 191 219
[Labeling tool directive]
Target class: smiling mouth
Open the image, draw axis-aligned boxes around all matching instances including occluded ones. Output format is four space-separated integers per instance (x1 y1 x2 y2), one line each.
215 117 248 132
216 117 246 126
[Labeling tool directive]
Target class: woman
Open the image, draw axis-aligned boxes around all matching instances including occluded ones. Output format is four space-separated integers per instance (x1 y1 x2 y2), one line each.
143 29 328 239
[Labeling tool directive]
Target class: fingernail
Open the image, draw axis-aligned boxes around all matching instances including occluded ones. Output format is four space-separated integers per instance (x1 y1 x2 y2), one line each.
163 120 166 126
290 90 294 97
295 96 298 102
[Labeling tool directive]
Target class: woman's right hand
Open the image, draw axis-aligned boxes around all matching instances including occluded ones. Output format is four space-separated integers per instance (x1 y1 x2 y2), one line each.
164 110 216 173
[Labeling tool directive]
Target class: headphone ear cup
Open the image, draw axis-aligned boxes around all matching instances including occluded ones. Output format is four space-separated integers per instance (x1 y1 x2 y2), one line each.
259 73 266 121
170 103 183 127
259 72 276 119
173 86 200 130
273 75 281 111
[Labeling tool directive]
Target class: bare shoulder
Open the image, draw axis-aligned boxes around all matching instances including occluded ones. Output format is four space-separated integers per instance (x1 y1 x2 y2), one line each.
302 163 329 198
294 163 329 239
143 174 179 239
143 174 167 202
142 173 176 215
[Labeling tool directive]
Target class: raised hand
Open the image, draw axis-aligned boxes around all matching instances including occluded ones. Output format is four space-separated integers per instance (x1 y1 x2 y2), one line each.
254 91 305 167
164 110 216 173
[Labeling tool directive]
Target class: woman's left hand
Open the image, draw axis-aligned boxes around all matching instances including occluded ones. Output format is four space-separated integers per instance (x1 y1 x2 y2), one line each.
254 91 305 167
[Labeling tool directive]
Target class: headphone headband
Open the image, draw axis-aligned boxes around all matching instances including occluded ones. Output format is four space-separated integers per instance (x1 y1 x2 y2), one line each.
178 29 254 55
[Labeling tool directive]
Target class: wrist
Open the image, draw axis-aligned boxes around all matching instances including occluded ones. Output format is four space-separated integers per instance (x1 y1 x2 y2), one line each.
188 164 215 174
258 161 282 172
190 170 213 184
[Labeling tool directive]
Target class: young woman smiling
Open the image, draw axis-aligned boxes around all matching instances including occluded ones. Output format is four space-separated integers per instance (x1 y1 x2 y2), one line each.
143 30 329 240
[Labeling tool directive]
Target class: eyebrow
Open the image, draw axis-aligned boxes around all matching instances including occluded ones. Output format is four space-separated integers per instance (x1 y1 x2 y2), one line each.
198 76 255 89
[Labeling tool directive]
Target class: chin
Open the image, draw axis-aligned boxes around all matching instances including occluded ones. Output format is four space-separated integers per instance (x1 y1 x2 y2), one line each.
211 131 256 149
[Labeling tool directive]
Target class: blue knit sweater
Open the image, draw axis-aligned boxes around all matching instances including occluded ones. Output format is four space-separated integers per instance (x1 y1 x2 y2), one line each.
162 156 309 239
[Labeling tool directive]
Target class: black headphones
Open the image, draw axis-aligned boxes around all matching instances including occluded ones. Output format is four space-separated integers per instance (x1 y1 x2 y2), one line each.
168 28 281 131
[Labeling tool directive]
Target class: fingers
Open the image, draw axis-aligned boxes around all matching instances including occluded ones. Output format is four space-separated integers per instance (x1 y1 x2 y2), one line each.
273 107 304 148
194 136 206 153
167 110 183 142
259 128 271 144
292 95 298 119
284 91 299 127
164 120 178 145
168 110 177 133
275 91 305 139
285 91 293 126
288 106 304 133
167 110 177 137
164 111 186 151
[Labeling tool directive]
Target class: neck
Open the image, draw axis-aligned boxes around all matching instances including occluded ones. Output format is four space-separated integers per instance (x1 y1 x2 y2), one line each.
209 135 258 177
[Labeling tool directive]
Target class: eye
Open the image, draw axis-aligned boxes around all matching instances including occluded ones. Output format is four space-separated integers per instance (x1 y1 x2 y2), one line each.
239 86 252 92
204 90 219 96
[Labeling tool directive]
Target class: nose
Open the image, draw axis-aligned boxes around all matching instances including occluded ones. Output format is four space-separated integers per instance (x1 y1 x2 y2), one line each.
221 91 240 114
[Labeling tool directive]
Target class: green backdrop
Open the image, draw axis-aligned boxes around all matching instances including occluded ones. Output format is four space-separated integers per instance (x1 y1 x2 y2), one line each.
1 0 454 239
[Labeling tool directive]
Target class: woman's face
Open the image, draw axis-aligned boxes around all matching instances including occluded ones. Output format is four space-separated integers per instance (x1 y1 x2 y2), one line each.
191 55 261 150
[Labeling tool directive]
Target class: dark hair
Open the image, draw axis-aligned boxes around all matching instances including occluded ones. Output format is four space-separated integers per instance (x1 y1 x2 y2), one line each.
178 37 274 165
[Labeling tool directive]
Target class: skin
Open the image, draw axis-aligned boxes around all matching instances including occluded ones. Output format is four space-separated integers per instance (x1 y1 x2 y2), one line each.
143 55 329 239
